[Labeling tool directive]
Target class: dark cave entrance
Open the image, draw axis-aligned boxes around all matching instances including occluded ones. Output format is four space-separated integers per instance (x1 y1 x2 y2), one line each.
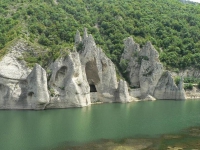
28 92 34 97
85 59 100 93
89 84 97 92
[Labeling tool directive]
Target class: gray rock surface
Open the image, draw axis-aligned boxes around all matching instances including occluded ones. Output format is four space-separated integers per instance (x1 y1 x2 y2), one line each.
121 37 186 100
75 30 82 44
0 32 188 110
153 71 186 100
0 40 31 80
139 42 163 98
120 37 141 87
141 95 156 101
0 40 49 109
47 52 91 108
116 79 131 103
0 63 49 110
78 29 126 103
27 64 50 109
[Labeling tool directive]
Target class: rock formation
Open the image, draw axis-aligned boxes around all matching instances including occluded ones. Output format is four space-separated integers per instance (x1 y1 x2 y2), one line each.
0 41 50 109
121 37 140 87
116 79 132 102
0 31 187 110
76 28 131 103
153 71 186 100
139 42 163 98
27 64 50 109
121 37 186 100
47 52 91 108
0 29 133 110
0 40 31 80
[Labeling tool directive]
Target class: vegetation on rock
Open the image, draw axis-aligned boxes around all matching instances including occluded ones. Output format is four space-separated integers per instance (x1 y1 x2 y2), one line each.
1 0 200 70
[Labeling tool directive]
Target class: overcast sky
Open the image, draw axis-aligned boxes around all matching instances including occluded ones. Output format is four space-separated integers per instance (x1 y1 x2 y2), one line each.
190 0 200 3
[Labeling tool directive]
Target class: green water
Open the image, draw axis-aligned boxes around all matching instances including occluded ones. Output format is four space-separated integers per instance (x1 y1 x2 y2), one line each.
1 100 200 150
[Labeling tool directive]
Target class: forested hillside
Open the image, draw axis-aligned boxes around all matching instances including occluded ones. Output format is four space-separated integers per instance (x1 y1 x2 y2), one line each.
1 0 200 71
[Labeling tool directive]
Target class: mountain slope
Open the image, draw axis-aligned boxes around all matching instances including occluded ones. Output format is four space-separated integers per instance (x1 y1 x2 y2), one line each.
1 0 200 71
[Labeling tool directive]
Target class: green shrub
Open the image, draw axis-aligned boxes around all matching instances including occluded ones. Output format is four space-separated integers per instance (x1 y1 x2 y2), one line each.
119 59 128 73
175 76 180 86
76 43 84 52
198 82 200 89
184 77 200 84
184 83 193 90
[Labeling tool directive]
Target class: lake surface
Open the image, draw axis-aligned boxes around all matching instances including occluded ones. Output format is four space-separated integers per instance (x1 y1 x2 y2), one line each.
1 100 200 150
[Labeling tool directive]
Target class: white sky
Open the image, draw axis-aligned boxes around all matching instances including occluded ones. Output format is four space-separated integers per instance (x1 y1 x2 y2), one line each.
190 0 200 3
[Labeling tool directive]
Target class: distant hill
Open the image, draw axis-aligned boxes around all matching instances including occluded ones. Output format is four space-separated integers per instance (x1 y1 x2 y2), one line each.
1 0 200 71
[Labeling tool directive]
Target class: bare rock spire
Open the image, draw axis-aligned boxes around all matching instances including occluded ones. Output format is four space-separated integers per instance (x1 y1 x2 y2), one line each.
75 30 82 44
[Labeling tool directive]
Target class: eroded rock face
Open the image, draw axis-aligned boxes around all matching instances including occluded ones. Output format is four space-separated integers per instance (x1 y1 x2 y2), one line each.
139 42 163 98
0 64 49 109
0 78 30 109
153 71 186 100
47 52 91 108
116 79 131 103
0 40 50 109
75 30 82 44
121 37 185 100
121 37 141 87
0 40 31 80
78 29 120 103
0 31 134 110
27 64 50 109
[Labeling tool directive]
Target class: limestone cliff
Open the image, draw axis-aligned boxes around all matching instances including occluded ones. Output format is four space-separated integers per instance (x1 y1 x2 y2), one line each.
27 64 50 109
0 41 49 109
121 37 186 100
76 28 131 103
0 32 187 110
153 71 186 100
0 30 132 110
47 52 91 108
121 37 141 87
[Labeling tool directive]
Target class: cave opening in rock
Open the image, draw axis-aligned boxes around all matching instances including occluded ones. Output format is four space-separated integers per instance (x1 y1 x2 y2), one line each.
90 84 97 92
85 59 100 93
28 92 34 97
